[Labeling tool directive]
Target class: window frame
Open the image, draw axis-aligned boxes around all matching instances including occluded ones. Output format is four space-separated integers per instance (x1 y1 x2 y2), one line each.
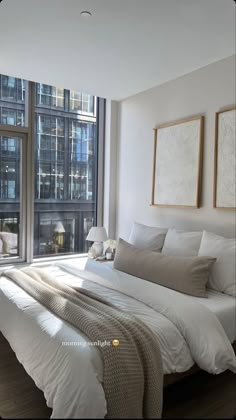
0 128 27 265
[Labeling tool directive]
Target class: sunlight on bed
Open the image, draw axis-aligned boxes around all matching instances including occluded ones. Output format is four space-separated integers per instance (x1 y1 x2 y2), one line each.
37 309 63 336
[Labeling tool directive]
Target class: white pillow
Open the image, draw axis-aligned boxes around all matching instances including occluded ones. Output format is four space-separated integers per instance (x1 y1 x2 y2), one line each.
162 228 202 256
198 231 236 297
129 222 167 252
0 232 18 254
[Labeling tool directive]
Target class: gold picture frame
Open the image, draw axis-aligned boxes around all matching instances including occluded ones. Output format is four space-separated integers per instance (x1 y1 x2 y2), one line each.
213 106 236 210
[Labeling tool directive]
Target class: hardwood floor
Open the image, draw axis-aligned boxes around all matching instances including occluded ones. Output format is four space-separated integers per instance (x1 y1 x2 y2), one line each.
0 333 51 419
0 332 235 419
163 370 236 419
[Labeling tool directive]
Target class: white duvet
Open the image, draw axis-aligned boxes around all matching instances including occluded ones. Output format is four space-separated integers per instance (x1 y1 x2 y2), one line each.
0 261 235 419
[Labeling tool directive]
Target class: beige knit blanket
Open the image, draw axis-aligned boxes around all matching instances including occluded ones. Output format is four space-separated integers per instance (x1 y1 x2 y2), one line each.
2 267 163 419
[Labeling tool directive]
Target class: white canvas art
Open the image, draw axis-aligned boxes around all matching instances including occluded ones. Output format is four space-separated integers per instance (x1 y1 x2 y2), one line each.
152 117 203 207
215 108 236 209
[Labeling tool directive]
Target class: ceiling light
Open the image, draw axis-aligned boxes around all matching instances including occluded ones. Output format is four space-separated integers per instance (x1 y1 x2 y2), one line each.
80 11 92 18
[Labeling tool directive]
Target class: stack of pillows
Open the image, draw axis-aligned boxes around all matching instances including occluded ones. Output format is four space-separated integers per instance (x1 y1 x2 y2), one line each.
113 222 236 298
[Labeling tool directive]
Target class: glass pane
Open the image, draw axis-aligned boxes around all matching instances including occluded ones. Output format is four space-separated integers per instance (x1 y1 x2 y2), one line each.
36 83 65 110
0 134 22 260
0 75 26 127
35 114 65 199
69 91 95 115
69 121 96 200
34 86 98 258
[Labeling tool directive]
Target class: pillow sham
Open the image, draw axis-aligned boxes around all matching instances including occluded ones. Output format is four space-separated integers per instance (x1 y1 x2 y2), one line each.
114 238 215 298
162 228 203 256
198 231 236 297
129 222 167 252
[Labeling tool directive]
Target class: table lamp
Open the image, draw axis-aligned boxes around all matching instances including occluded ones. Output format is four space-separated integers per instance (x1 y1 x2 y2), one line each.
54 221 65 248
86 226 107 257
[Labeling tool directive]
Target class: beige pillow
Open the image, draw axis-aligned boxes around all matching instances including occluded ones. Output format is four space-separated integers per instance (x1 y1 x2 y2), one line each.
114 238 216 298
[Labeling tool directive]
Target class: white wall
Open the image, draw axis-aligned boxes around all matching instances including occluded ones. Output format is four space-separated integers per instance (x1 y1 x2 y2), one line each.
116 55 236 239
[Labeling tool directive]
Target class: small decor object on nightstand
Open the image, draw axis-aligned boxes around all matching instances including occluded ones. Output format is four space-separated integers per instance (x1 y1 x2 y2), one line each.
88 246 95 259
86 226 107 258
104 239 117 260
105 247 113 260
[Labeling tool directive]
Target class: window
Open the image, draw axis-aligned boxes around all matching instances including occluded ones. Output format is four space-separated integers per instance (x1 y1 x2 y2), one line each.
0 75 26 127
34 84 98 257
35 114 65 200
70 91 95 115
0 133 25 261
36 84 64 109
1 76 25 102
0 74 104 264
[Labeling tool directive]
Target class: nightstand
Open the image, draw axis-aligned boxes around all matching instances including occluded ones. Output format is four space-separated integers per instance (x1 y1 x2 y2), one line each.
85 258 113 271
96 258 114 263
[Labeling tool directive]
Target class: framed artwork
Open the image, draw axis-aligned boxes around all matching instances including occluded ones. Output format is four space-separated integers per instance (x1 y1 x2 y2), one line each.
214 106 236 210
151 115 204 208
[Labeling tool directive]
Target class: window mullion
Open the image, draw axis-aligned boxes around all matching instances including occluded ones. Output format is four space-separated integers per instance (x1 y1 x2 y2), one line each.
25 81 35 263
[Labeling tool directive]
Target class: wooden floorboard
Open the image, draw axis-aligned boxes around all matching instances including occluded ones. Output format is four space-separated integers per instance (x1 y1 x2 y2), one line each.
0 333 51 419
0 332 235 419
163 369 236 419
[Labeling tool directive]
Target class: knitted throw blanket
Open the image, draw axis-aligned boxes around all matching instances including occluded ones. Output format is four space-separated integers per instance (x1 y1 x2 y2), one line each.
2 267 163 419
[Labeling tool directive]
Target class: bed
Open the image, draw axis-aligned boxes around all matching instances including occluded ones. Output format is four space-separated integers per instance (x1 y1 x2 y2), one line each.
85 260 236 344
0 258 235 418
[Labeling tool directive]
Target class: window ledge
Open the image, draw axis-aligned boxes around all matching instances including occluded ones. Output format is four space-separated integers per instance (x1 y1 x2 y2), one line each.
0 253 88 271
33 253 88 263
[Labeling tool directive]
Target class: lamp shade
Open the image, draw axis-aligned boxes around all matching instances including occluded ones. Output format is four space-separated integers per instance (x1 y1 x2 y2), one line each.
54 222 65 233
86 226 107 242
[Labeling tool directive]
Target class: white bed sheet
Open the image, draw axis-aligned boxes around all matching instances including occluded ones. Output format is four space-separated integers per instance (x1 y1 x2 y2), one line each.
191 289 236 343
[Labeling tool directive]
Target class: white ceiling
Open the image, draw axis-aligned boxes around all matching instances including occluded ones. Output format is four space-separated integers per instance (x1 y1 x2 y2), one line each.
0 0 235 100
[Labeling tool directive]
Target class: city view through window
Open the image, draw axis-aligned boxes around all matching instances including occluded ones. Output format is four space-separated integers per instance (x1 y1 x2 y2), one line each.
0 74 100 260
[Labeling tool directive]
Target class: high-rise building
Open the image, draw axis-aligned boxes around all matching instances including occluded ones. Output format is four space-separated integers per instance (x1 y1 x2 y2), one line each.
0 74 100 258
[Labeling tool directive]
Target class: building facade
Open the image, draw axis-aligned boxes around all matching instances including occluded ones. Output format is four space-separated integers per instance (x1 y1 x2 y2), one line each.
0 74 100 258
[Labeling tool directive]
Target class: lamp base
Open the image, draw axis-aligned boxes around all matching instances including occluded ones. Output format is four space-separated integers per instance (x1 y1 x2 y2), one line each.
92 241 103 258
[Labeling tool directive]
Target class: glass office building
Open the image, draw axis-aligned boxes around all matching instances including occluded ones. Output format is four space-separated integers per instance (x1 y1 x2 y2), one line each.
0 74 100 258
